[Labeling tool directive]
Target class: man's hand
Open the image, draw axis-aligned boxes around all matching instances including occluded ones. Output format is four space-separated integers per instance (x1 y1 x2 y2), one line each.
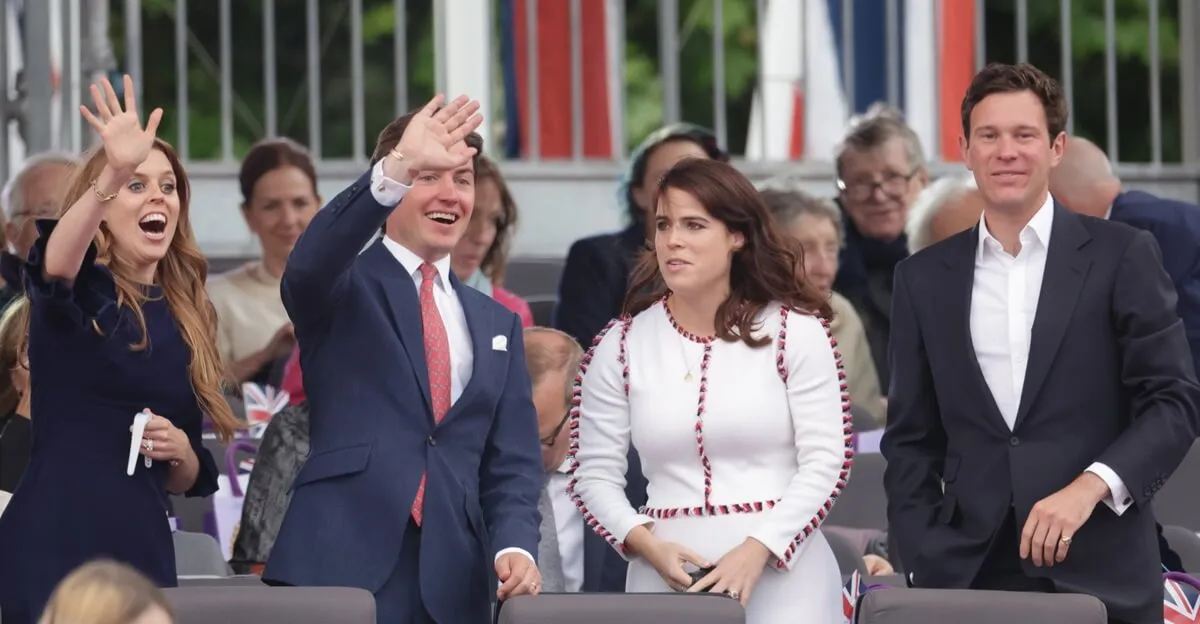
1019 472 1110 567
383 94 482 185
496 552 542 600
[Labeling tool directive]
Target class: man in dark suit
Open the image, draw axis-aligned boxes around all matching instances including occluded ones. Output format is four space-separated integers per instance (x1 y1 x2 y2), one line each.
883 62 1200 624
264 96 545 623
1050 135 1200 573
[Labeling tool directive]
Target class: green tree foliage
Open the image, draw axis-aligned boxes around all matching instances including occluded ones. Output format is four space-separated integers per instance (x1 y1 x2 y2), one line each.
113 0 1181 163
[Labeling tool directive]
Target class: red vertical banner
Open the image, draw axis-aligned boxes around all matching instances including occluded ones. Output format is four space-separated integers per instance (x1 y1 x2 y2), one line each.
939 0 976 161
512 0 612 159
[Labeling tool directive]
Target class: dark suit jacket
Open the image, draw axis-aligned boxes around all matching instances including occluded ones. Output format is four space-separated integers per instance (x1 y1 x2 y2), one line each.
882 204 1200 623
552 222 644 349
1110 190 1200 377
263 171 544 624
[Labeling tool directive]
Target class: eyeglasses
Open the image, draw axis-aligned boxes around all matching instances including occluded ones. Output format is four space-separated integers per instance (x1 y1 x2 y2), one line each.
541 411 570 447
837 168 921 202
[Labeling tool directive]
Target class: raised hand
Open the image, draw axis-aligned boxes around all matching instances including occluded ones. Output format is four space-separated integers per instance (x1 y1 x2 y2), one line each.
79 75 163 175
393 94 483 173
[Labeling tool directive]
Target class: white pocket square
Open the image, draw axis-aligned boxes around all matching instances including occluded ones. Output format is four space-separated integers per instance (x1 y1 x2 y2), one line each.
492 335 508 351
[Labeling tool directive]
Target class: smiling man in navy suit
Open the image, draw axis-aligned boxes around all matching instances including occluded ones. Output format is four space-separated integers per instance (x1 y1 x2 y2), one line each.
264 95 545 623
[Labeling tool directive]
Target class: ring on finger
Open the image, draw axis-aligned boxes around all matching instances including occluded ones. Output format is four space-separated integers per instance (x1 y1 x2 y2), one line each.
727 589 740 600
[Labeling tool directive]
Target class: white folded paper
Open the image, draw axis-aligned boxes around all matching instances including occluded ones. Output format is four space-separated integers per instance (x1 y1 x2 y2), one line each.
127 410 152 476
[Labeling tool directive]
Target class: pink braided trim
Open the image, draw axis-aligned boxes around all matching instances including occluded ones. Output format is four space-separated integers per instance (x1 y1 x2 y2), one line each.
772 308 855 569
566 317 633 553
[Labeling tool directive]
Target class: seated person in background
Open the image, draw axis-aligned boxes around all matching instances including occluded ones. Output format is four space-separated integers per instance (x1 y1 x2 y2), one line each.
0 153 78 305
760 187 886 426
0 296 30 493
554 123 728 349
228 401 311 575
451 155 533 325
208 138 319 386
904 173 984 255
39 560 174 624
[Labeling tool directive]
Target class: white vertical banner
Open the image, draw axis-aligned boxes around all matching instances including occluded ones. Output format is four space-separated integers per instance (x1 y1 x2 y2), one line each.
745 0 849 162
440 0 493 151
6 0 24 175
903 0 938 161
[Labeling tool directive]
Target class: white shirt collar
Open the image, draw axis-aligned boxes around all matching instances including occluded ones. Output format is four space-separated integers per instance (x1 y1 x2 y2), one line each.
380 236 454 293
976 192 1055 261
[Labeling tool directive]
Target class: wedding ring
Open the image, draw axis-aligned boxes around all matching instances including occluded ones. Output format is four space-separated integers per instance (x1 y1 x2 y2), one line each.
389 148 405 161
144 439 154 451
1060 535 1073 545
727 589 740 600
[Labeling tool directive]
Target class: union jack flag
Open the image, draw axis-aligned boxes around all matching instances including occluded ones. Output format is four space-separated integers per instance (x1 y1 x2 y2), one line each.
1164 573 1200 624
843 570 866 623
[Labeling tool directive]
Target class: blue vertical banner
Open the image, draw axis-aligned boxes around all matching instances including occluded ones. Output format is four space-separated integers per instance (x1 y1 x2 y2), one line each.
826 0 907 115
500 0 522 158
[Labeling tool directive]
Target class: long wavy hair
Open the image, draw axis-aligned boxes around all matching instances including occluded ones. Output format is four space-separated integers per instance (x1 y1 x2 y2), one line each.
59 139 240 441
623 159 833 347
0 296 29 416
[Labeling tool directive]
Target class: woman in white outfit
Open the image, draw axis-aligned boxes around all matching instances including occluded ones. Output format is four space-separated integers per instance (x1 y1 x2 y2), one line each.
569 158 852 623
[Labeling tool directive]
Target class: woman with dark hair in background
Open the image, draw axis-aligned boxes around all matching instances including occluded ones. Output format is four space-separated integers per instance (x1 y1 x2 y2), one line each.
208 138 319 385
569 159 850 622
553 124 727 349
0 76 234 623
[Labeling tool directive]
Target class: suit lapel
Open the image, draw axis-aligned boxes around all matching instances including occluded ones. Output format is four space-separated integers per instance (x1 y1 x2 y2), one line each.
940 230 1010 434
445 274 490 423
1013 205 1092 430
364 242 433 417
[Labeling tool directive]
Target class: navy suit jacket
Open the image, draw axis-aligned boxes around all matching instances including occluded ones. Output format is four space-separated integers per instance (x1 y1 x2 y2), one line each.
1110 190 1200 377
263 171 544 623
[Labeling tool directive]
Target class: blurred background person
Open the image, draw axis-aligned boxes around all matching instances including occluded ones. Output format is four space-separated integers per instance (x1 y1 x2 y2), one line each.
208 138 319 387
451 155 532 325
554 123 728 349
0 154 78 305
833 106 928 388
0 296 30 493
760 187 885 426
905 174 984 255
38 560 174 624
1050 135 1200 380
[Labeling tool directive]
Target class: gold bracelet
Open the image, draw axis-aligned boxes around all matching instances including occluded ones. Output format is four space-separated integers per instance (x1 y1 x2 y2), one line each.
90 178 119 202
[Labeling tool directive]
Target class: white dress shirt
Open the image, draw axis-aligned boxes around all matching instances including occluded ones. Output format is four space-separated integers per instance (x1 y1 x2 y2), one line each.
547 459 584 592
970 194 1132 515
370 160 534 565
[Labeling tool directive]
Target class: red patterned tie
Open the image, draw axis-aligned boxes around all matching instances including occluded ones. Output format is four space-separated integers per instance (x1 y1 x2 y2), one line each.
412 263 452 525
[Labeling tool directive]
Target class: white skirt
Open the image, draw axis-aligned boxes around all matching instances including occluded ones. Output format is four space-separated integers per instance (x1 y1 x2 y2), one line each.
625 513 843 624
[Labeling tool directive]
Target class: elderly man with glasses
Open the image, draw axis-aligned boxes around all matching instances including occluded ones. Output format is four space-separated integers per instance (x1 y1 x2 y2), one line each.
832 106 929 388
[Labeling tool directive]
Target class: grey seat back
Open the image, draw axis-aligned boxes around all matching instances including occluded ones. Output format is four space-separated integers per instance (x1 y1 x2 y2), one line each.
1164 524 1200 572
497 593 744 624
173 530 232 578
825 452 888 530
164 586 375 624
1156 441 1200 530
856 588 1107 623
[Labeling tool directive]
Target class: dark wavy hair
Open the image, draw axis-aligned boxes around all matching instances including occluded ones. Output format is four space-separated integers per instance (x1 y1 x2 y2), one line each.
623 159 832 347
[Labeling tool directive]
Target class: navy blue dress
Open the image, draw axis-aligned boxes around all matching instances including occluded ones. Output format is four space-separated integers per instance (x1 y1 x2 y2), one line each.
0 221 219 624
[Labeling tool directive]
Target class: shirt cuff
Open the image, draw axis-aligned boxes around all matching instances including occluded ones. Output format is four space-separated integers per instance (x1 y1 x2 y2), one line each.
369 159 412 206
1086 462 1133 516
494 547 535 566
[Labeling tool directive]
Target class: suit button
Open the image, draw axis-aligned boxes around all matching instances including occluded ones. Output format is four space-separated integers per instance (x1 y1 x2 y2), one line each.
1009 437 1020 446
427 436 437 446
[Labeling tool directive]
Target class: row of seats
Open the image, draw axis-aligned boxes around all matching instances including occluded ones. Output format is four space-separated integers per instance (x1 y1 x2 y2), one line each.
167 531 1114 622
158 582 1110 623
